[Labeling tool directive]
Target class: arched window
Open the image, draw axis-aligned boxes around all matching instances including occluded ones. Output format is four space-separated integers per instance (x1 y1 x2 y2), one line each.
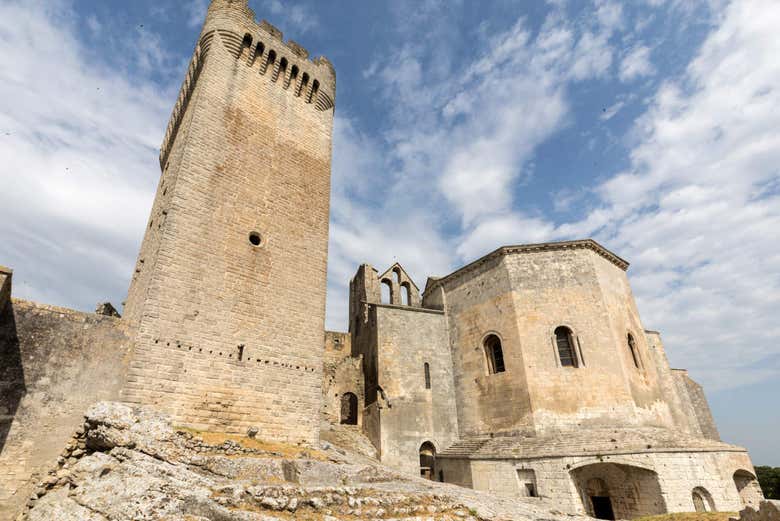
262 49 277 75
250 42 265 66
484 334 506 374
286 64 299 90
627 333 641 369
308 79 319 104
555 326 578 368
340 392 358 425
400 283 411 305
300 73 311 99
380 279 392 304
419 441 436 480
424 362 431 389
692 487 715 512
392 267 401 284
273 57 288 83
240 33 252 60
734 470 763 507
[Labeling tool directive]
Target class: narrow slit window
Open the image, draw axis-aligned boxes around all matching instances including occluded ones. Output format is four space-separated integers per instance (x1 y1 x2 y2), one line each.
424 362 431 389
555 326 578 368
627 333 641 369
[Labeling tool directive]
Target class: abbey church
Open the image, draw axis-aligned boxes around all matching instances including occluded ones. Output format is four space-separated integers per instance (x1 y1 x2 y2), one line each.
0 1 765 519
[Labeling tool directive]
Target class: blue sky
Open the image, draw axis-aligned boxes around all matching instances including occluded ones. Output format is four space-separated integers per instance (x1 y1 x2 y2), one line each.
0 0 778 464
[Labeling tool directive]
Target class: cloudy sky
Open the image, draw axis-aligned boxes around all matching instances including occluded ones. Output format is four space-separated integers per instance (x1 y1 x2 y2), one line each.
0 0 778 464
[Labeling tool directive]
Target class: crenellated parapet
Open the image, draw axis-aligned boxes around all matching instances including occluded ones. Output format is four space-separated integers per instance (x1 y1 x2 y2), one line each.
159 0 335 169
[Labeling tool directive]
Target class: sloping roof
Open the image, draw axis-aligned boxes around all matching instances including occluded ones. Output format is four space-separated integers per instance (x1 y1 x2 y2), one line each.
424 239 629 294
438 427 744 460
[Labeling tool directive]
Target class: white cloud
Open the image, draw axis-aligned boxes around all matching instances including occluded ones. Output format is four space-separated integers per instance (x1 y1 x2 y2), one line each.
184 0 209 29
565 0 780 389
2 0 776 401
619 45 656 82
0 0 171 310
595 0 624 33
261 0 319 35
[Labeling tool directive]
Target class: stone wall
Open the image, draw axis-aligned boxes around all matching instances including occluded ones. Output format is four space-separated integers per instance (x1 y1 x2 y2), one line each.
370 304 459 475
121 0 335 443
439 449 757 516
673 369 720 440
323 331 364 425
644 331 707 437
423 253 536 437
424 242 682 438
0 299 131 519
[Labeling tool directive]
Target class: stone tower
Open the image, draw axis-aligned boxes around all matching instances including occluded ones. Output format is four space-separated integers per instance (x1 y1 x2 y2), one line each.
122 0 336 443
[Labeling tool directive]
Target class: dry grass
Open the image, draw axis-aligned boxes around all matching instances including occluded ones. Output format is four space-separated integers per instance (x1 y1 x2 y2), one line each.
175 427 330 461
634 512 736 521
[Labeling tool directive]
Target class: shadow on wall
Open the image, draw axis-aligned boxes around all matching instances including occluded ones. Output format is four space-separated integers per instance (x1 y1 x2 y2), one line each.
0 304 25 454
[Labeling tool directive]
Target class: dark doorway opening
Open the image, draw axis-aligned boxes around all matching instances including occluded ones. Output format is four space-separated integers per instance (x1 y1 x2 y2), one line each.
419 441 436 480
340 392 358 425
591 496 615 520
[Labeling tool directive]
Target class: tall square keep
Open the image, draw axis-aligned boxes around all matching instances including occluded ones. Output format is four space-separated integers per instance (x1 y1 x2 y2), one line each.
122 0 336 443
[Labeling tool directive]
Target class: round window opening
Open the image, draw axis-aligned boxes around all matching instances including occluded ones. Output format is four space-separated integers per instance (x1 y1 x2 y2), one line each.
249 232 262 247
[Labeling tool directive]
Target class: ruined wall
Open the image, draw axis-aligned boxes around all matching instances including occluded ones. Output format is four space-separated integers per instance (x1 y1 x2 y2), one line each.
322 331 364 425
644 331 705 437
0 267 10 314
672 369 720 441
121 0 335 443
371 304 459 475
424 253 535 437
0 299 131 519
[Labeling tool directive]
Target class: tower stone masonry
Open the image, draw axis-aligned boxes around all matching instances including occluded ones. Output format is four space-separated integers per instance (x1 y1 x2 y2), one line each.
0 1 768 519
122 0 336 443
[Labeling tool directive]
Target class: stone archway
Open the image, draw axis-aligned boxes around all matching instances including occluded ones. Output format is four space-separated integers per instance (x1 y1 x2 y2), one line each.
692 486 716 512
733 470 763 509
419 441 436 480
571 462 666 520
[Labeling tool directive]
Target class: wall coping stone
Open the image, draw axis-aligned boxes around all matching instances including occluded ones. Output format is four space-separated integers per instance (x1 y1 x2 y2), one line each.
423 239 630 295
363 300 446 315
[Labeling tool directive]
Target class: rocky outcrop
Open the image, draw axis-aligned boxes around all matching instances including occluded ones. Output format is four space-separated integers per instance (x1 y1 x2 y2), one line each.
737 500 780 521
17 402 589 521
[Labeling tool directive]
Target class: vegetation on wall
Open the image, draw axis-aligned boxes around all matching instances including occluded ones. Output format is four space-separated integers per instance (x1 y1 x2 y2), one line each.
755 466 780 499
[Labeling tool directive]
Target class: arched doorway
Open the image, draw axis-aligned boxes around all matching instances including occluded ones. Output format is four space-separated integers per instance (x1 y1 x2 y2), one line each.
419 441 436 480
586 478 614 520
571 462 666 520
734 470 763 508
340 392 358 425
692 487 715 512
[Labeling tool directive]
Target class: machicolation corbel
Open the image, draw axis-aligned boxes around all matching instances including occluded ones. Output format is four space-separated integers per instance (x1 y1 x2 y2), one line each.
259 20 282 40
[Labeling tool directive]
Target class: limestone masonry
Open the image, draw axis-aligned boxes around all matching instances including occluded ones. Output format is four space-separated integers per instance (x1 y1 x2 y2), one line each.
0 1 765 519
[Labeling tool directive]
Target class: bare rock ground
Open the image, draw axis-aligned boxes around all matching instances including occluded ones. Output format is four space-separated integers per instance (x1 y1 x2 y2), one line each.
18 402 588 521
